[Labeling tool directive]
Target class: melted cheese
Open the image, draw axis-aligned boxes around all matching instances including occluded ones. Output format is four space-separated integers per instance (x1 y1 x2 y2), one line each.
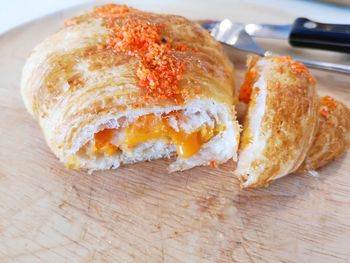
94 129 119 156
239 68 258 104
93 113 223 158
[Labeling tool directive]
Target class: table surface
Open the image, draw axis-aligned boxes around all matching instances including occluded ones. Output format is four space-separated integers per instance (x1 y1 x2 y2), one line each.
0 1 350 263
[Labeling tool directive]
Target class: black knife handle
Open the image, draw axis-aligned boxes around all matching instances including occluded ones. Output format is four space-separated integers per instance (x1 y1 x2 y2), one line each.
289 17 350 53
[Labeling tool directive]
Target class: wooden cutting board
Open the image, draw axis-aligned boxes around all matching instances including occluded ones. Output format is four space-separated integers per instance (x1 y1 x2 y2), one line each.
0 1 349 262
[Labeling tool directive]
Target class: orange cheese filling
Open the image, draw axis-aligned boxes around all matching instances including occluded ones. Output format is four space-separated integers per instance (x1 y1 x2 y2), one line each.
240 126 253 150
93 113 223 158
239 68 258 104
93 129 119 156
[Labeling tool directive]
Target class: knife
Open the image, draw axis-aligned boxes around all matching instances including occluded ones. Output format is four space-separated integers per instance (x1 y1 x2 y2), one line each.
200 19 350 74
202 18 350 54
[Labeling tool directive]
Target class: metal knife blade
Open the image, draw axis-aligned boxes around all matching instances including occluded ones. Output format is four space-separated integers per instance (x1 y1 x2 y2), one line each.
199 20 291 40
244 23 291 40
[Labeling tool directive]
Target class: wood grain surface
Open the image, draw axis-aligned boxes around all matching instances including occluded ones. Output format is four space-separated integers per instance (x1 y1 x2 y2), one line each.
0 1 349 262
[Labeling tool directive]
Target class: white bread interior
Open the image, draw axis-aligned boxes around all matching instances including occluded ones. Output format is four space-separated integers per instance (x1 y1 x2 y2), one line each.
235 60 269 187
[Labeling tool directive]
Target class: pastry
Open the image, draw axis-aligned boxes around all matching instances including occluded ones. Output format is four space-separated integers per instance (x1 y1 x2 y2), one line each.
298 95 350 172
236 55 350 187
21 4 240 171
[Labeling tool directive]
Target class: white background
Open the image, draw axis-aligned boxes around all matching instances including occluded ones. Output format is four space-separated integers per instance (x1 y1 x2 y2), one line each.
1 0 350 34
0 0 89 34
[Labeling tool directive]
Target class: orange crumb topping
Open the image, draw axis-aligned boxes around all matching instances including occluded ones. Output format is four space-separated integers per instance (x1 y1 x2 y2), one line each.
321 96 337 108
209 160 218 168
320 107 330 118
64 4 193 103
275 56 316 85
94 4 129 17
320 96 337 118
239 68 258 104
274 56 292 64
105 19 186 103
66 4 187 103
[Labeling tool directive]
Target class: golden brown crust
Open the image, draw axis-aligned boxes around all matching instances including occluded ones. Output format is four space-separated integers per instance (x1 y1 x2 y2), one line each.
256 57 318 186
237 56 318 188
237 56 350 188
24 5 235 119
298 97 350 171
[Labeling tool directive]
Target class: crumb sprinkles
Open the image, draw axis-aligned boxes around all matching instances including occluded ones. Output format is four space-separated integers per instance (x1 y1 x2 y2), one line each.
94 3 129 17
320 96 337 118
66 3 188 103
209 160 218 168
106 19 186 103
275 56 316 85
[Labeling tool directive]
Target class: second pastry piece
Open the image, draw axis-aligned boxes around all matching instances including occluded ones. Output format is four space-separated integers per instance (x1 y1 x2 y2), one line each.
236 56 350 188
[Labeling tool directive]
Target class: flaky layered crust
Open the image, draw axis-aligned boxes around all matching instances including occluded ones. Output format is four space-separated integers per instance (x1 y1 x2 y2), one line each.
298 98 350 171
237 56 318 187
21 4 237 166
